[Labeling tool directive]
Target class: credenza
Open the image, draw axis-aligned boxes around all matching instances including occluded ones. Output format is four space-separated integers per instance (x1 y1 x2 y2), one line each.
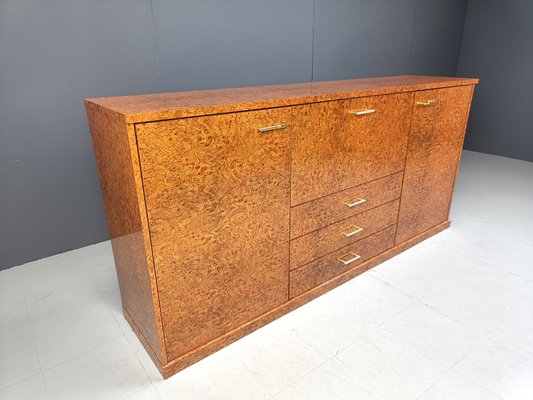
85 75 478 378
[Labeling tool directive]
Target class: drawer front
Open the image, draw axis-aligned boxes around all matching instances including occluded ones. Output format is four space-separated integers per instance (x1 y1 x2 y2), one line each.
291 93 412 206
290 172 402 239
290 200 398 270
290 225 396 298
136 108 291 361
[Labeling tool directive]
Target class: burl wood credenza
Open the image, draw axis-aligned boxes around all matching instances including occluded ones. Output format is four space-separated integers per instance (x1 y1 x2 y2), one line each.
85 75 478 378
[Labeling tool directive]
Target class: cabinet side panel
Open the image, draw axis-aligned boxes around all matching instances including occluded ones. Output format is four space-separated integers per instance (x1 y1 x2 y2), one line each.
85 102 165 363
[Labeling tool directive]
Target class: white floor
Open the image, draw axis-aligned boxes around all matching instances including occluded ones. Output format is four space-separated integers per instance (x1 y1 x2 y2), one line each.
1 150 532 400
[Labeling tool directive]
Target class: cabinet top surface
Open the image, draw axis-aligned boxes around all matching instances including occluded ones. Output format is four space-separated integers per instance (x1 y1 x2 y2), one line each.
85 75 478 123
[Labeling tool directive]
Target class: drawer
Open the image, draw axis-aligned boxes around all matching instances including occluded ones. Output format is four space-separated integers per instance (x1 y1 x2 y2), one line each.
290 172 402 239
290 199 398 270
290 225 396 298
291 93 412 206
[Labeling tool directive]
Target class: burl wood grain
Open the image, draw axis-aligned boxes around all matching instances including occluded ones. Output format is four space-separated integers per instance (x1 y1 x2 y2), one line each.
290 225 397 298
84 102 166 364
291 93 412 205
135 109 291 361
290 200 399 270
396 85 474 244
161 220 450 377
86 76 478 123
85 76 477 379
290 172 403 239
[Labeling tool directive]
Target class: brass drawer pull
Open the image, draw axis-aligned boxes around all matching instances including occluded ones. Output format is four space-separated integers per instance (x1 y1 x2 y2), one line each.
338 252 361 265
342 197 366 208
258 124 287 132
416 99 438 106
340 225 364 237
350 109 376 116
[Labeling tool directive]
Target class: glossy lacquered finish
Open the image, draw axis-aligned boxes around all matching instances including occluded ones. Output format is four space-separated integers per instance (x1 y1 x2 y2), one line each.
290 172 403 239
84 102 166 366
290 226 397 298
87 75 477 123
290 200 399 270
85 76 477 378
291 93 412 205
396 85 474 244
135 109 291 360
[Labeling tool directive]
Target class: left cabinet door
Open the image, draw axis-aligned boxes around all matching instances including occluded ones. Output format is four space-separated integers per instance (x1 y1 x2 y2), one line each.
136 109 291 361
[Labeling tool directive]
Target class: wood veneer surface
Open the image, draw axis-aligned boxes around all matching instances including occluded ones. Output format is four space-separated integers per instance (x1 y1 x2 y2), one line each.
290 200 399 270
290 172 403 239
290 225 397 297
161 220 451 378
85 76 478 123
136 108 291 361
291 93 412 205
396 85 474 244
84 102 165 363
85 75 477 379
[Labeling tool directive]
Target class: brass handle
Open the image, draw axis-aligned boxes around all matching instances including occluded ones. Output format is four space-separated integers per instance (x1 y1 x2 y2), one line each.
340 225 364 237
338 252 361 265
350 109 376 116
258 124 287 132
342 197 366 208
416 99 438 106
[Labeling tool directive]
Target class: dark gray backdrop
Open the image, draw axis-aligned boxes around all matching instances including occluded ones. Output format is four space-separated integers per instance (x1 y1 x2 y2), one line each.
456 0 533 162
0 0 517 269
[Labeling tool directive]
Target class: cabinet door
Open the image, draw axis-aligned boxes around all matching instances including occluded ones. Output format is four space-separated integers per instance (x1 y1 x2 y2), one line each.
396 85 474 244
291 93 412 205
136 109 291 360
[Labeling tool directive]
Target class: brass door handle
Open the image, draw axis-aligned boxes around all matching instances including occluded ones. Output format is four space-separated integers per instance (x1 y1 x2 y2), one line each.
340 225 364 237
338 252 361 265
342 197 366 208
258 124 287 132
416 99 438 106
349 109 376 116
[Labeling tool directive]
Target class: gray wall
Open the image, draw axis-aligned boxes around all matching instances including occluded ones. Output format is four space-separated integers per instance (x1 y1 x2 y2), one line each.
457 0 533 162
0 0 469 269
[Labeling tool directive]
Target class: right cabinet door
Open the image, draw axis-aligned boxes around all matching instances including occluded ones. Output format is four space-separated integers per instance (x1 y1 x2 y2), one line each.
396 85 474 244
